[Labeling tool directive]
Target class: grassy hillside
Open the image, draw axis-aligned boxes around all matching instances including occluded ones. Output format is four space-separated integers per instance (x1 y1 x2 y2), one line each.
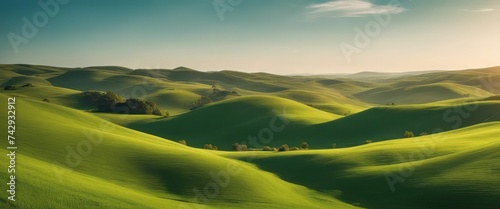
301 100 500 147
1 64 500 208
354 83 493 105
121 95 342 150
3 91 499 209
121 96 500 149
0 94 355 209
219 121 500 209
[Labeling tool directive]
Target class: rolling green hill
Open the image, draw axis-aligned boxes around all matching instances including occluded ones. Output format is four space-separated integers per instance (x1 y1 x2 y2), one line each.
0 94 355 209
1 64 500 208
2 93 499 208
220 121 500 209
119 96 500 150
354 83 493 105
301 100 500 147
121 95 342 150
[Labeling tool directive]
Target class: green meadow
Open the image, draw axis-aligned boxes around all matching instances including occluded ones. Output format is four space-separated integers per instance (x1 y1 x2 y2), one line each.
1 64 500 208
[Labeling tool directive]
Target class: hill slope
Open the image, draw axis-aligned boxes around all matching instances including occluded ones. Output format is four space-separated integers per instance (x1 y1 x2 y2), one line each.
0 94 354 209
122 95 342 150
220 121 500 209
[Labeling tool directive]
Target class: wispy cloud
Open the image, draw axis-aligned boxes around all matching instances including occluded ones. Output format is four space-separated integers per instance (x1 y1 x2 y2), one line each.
460 8 496 12
307 0 406 18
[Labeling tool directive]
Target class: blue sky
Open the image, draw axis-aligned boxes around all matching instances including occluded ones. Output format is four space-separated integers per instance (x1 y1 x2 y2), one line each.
0 0 499 74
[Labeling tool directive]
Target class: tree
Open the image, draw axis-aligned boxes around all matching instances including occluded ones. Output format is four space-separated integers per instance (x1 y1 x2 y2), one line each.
145 100 163 116
331 143 337 148
96 91 124 112
278 144 289 152
211 85 220 94
364 140 372 144
300 142 309 150
232 143 241 151
82 91 103 104
262 146 273 151
191 96 212 110
4 85 17 90
82 91 166 115
178 140 187 145
240 144 248 151
124 98 153 114
404 131 415 138
203 144 218 150
420 132 428 136
290 147 300 151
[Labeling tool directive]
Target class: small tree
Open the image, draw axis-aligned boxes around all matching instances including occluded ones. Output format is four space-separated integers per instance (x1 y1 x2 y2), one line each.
96 91 124 112
404 131 415 138
262 146 273 151
21 83 34 87
278 144 289 152
232 143 242 151
420 132 428 136
364 140 372 144
178 140 187 145
4 85 17 90
240 144 248 151
191 96 212 110
331 143 337 148
300 142 309 150
203 144 217 150
290 147 300 151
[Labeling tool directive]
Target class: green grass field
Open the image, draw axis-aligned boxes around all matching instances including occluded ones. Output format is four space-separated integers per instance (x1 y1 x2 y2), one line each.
0 64 499 208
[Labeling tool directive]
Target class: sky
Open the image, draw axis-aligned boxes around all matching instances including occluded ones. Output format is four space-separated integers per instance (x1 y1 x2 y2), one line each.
0 0 499 74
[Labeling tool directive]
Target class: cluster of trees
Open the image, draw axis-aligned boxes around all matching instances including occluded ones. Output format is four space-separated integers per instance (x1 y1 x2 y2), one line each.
3 83 34 90
82 91 167 116
191 85 239 110
232 143 248 151
405 130 428 138
177 140 336 151
203 144 218 150
404 131 415 138
230 142 311 152
277 142 310 152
